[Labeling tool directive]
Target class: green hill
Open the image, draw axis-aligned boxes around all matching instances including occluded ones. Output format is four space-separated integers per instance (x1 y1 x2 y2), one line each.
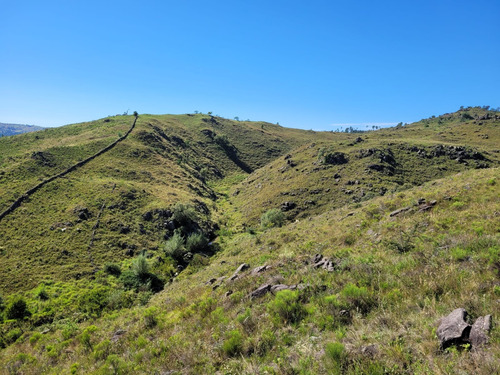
0 107 498 374
0 123 45 137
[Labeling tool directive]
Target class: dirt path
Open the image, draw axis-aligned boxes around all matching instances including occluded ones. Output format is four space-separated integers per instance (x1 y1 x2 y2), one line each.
0 116 138 222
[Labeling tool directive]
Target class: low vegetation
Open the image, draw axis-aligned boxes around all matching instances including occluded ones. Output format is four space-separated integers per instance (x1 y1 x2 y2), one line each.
0 107 498 373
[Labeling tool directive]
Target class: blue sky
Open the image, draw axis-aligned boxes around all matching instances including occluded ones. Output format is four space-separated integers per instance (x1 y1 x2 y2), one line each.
1 0 499 130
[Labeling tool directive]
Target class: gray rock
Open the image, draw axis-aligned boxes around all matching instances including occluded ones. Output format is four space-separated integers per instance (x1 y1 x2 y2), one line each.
389 206 412 217
470 315 492 348
250 284 272 298
251 265 271 275
235 263 250 273
437 308 471 349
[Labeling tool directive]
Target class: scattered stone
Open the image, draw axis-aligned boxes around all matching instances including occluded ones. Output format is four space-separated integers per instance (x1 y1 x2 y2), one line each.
205 278 217 285
437 308 471 349
312 254 336 272
250 284 272 298
224 290 233 298
360 344 378 357
251 265 271 275
390 207 412 217
235 263 250 273
470 315 492 348
229 274 239 281
111 329 127 343
281 201 296 211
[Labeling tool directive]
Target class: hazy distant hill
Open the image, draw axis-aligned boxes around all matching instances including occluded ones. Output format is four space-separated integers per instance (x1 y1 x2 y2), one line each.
0 122 45 136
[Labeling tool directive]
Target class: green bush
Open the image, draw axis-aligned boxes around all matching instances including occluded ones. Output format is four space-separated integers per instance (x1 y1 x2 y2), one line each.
186 231 208 253
267 290 307 325
222 329 244 357
324 342 347 374
104 263 121 276
121 255 164 293
162 232 186 262
172 203 197 227
5 295 30 320
261 208 285 228
143 307 158 329
78 286 109 317
340 283 376 315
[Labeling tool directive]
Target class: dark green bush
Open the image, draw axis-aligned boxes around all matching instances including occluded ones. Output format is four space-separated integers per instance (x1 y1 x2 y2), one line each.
186 231 208 253
5 295 30 320
120 255 164 293
104 263 121 276
162 232 186 262
172 203 197 227
261 208 285 228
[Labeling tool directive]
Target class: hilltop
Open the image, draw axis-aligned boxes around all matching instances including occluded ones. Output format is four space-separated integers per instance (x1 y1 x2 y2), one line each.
0 123 45 137
0 107 498 374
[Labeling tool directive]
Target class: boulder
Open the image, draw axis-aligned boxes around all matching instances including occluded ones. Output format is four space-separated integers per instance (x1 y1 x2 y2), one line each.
437 308 471 349
389 207 412 217
250 284 272 299
235 263 250 273
251 265 271 275
470 315 492 348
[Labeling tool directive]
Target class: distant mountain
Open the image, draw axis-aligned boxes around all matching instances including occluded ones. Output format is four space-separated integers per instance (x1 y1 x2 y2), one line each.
0 122 45 136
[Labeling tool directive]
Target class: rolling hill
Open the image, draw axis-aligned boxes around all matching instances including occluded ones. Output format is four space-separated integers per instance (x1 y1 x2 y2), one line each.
0 107 498 374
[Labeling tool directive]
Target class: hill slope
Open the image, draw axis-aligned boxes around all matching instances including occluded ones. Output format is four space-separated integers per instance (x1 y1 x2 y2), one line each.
0 107 498 374
0 123 45 137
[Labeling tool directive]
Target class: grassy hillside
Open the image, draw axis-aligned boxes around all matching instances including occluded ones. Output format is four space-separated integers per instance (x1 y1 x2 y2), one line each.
0 107 498 374
226 107 499 227
0 113 328 292
0 167 498 374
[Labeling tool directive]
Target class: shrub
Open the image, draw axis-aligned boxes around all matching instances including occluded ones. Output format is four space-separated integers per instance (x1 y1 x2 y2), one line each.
80 325 98 351
104 263 121 276
5 295 30 320
163 232 186 262
143 307 158 329
267 290 307 325
261 208 285 228
186 231 208 253
121 255 164 293
78 287 109 317
325 342 347 374
222 329 244 357
340 283 376 315
6 328 22 344
132 254 150 281
172 203 197 227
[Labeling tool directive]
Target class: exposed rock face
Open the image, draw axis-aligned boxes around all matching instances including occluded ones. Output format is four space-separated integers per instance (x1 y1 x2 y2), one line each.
250 284 272 298
437 308 471 349
436 309 493 350
389 207 412 217
470 315 492 348
281 201 296 211
322 152 348 165
251 265 271 275
312 254 336 272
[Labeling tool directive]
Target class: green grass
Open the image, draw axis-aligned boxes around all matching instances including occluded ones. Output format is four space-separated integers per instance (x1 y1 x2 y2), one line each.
0 107 499 374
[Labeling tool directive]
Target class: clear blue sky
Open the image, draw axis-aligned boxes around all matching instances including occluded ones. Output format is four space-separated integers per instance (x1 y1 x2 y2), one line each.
1 0 499 130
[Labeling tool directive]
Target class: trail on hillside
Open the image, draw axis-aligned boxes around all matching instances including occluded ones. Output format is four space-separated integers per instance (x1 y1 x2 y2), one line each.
0 116 138 223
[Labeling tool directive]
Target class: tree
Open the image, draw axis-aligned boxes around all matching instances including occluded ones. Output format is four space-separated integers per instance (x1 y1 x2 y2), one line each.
234 116 239 121
5 295 30 320
133 111 138 117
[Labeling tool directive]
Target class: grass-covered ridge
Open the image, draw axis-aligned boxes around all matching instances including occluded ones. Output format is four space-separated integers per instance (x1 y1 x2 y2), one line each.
0 107 498 374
